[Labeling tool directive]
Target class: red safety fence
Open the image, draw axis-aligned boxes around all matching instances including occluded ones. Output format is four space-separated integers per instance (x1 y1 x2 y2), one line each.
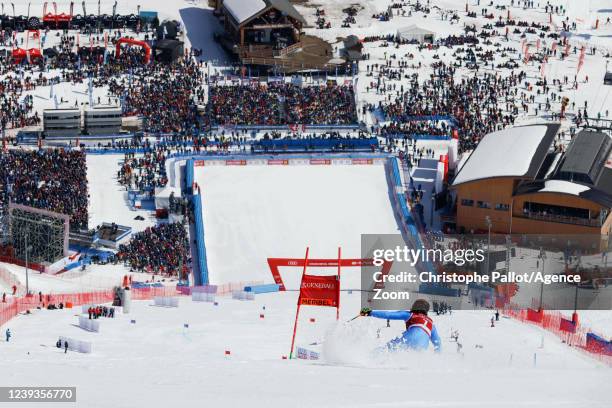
501 301 611 365
0 286 182 328
1 279 262 328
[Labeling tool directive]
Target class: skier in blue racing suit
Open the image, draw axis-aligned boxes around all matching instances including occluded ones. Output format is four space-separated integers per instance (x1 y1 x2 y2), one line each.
361 299 441 352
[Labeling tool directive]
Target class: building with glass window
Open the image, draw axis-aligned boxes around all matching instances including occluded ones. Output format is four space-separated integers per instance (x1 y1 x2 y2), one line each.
451 123 612 236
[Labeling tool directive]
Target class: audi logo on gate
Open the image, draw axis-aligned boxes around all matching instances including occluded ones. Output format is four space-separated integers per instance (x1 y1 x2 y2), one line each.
288 261 298 266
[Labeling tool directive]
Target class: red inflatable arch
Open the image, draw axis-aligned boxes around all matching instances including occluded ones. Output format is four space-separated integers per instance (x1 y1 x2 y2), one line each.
115 38 152 64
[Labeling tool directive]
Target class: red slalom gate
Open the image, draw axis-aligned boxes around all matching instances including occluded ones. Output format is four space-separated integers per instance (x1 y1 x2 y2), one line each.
289 247 341 359
268 256 390 291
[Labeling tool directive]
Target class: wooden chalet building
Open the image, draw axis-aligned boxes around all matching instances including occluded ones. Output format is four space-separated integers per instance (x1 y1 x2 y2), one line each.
217 0 305 50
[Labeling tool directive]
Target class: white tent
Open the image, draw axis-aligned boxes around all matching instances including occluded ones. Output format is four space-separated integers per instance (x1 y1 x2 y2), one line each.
396 25 436 43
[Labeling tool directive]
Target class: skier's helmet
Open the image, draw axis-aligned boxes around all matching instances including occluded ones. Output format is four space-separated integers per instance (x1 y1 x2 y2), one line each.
410 299 430 314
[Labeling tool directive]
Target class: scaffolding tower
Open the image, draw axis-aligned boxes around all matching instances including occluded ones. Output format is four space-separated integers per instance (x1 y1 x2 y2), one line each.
8 203 70 265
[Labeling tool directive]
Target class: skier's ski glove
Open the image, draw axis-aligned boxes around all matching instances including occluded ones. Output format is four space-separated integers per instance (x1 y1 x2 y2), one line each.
360 307 372 316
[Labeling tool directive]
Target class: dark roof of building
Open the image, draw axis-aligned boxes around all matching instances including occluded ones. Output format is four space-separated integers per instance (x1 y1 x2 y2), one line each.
156 20 180 40
557 130 612 185
513 132 612 208
154 39 184 50
595 166 612 195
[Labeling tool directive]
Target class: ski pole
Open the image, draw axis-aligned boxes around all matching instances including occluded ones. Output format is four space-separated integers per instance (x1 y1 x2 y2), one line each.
346 314 361 323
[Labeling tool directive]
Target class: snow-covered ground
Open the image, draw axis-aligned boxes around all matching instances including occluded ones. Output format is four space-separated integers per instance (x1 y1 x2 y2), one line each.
2 292 609 408
197 164 399 286
87 154 156 233
1 1 611 406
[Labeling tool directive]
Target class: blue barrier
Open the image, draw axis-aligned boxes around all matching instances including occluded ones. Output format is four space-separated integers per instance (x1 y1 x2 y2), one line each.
252 137 377 153
68 245 114 262
192 192 210 285
468 282 494 293
586 332 612 355
388 158 436 274
212 124 362 131
419 283 461 297
185 159 194 193
64 257 92 271
244 284 280 294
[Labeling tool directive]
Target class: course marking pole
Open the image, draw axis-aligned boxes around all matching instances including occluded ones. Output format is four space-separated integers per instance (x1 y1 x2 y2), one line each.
289 247 309 359
336 247 341 320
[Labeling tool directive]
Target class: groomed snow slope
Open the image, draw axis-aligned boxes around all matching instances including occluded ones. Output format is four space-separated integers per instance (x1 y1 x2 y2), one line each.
2 292 609 408
196 164 400 287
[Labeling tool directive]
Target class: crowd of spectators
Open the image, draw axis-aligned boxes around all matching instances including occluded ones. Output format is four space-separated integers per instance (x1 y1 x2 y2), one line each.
367 62 520 152
378 120 451 139
0 150 88 229
115 223 189 276
1 29 207 136
0 77 40 133
118 150 168 191
207 83 357 126
107 57 205 133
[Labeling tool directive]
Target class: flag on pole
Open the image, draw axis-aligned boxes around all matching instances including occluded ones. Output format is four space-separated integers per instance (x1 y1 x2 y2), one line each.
577 58 584 74
88 76 94 106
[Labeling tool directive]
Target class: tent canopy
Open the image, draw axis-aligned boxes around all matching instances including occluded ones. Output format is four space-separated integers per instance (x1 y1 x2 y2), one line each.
396 24 436 43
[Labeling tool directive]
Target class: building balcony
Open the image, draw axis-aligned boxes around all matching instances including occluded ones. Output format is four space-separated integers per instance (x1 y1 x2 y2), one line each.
520 210 602 228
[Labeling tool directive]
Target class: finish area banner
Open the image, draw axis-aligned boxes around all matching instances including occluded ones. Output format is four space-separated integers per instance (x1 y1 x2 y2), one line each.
299 274 340 307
